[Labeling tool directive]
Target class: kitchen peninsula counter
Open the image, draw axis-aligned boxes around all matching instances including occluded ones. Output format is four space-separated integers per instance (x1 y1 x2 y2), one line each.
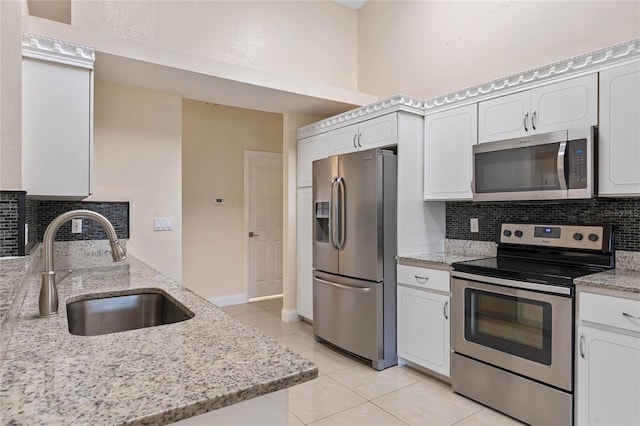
0 248 317 425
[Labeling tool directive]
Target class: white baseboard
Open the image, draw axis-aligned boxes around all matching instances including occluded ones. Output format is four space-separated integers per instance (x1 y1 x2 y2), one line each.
208 294 248 307
281 308 299 323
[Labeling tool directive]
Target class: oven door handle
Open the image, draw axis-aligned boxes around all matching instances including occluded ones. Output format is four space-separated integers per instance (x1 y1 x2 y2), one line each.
557 141 568 191
451 271 572 296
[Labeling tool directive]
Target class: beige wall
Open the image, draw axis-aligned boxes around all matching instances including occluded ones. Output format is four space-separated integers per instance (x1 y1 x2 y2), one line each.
358 1 640 98
182 100 283 300
71 0 358 91
88 80 182 282
0 0 22 190
282 113 321 316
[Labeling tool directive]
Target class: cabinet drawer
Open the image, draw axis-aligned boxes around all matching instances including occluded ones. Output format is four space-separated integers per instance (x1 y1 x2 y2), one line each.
580 292 640 333
397 265 450 292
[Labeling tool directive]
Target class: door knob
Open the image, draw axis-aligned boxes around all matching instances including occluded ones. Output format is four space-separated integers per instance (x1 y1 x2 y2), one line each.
249 231 260 237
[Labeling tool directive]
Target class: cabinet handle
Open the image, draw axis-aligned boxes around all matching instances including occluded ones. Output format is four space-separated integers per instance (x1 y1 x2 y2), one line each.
579 334 586 359
414 275 429 283
357 133 362 148
444 301 449 320
532 110 537 130
623 312 640 320
523 112 529 132
352 134 357 148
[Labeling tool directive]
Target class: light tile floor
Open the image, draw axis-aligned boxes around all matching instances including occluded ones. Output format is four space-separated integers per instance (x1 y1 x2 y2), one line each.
222 298 524 426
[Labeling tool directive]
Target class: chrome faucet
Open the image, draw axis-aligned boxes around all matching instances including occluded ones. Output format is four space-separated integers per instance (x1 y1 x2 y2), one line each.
39 209 127 317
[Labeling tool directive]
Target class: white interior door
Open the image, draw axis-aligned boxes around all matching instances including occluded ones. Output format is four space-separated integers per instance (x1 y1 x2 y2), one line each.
246 151 284 299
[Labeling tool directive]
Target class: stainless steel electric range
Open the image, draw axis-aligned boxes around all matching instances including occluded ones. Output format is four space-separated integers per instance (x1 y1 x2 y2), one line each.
451 223 615 426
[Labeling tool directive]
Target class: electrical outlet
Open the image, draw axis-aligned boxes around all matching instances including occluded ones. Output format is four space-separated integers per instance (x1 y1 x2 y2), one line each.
470 218 479 233
71 218 83 233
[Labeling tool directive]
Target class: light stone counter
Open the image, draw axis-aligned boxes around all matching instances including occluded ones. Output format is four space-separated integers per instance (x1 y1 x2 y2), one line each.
575 269 640 294
0 249 317 425
397 239 496 268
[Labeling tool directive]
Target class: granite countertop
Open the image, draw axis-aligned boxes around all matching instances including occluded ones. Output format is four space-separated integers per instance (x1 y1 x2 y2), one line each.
575 269 640 294
0 253 317 425
397 252 490 268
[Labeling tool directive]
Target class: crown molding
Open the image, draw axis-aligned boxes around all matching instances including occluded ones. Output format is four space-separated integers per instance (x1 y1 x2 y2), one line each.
297 94 424 139
297 38 640 138
22 32 94 69
425 38 640 112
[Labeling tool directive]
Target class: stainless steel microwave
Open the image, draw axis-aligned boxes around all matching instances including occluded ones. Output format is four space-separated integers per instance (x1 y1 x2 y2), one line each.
472 127 595 201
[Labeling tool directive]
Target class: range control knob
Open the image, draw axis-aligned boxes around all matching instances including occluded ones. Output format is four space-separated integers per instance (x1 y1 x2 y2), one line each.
514 230 523 238
503 230 512 237
573 233 583 241
588 233 599 242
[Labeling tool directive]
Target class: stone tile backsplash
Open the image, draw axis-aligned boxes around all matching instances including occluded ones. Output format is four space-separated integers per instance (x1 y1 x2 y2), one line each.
0 191 26 257
446 198 640 251
0 195 129 257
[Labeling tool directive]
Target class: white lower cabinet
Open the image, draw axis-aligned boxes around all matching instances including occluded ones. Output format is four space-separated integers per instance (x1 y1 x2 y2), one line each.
296 187 313 320
576 291 640 425
397 264 450 377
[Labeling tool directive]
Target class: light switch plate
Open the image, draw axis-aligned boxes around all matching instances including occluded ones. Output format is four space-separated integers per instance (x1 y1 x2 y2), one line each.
154 217 173 231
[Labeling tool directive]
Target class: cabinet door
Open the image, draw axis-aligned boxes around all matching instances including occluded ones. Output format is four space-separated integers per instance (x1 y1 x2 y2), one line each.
22 58 92 198
328 124 358 156
296 188 313 320
397 284 450 377
478 91 530 143
577 325 640 426
424 104 477 200
297 133 328 187
531 74 598 134
598 62 640 197
359 113 398 150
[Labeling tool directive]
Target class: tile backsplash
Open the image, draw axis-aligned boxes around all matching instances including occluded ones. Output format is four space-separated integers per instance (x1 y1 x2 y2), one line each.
0 191 26 257
0 195 129 257
446 198 640 251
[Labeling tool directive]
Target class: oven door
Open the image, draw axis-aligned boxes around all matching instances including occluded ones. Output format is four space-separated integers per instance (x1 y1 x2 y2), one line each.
452 272 573 391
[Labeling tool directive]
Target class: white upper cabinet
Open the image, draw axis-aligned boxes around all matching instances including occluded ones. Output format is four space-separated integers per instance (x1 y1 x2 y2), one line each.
328 113 397 156
297 133 328 188
479 74 598 143
22 57 94 199
424 104 477 200
598 61 640 197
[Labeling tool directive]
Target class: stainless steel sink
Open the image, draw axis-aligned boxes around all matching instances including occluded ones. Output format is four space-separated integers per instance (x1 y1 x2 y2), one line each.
67 290 194 336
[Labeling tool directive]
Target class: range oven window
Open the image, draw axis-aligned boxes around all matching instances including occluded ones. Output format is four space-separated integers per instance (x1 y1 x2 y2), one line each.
464 289 552 365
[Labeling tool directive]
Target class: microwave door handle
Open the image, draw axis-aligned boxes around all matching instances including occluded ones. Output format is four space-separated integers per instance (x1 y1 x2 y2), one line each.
557 141 568 190
330 177 339 249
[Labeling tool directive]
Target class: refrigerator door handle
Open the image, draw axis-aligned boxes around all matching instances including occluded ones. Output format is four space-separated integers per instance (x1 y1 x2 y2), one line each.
337 177 346 250
315 277 372 293
330 177 339 249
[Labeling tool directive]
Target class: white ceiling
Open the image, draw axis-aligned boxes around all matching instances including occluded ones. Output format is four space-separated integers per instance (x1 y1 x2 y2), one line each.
334 1 368 11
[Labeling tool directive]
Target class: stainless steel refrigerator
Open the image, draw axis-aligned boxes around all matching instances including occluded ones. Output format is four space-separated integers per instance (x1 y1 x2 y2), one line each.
312 147 397 370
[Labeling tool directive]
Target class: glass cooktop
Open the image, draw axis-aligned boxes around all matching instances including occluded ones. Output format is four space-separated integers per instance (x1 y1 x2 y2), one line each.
452 257 605 287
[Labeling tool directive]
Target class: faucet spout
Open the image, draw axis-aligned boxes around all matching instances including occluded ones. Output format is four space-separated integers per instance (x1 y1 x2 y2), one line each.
39 209 127 317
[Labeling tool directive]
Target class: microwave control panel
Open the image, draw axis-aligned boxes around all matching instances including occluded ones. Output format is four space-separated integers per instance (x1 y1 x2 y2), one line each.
500 223 606 250
566 139 588 189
